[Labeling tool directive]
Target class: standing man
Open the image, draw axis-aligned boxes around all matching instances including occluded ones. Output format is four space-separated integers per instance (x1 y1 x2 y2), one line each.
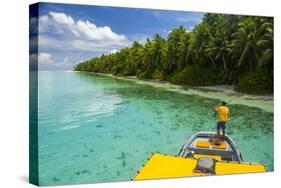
214 101 229 144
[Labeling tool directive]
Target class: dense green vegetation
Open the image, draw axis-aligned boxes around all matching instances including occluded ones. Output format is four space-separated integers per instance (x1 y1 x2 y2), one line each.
74 13 273 94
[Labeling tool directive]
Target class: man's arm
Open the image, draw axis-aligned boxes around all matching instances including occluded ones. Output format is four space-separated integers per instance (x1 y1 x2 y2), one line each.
214 107 218 117
213 111 217 118
228 108 230 118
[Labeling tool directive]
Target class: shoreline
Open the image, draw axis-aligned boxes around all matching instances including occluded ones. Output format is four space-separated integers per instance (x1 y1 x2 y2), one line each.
75 71 273 113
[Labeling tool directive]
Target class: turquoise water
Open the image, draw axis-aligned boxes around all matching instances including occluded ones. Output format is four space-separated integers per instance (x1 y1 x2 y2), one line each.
36 71 273 186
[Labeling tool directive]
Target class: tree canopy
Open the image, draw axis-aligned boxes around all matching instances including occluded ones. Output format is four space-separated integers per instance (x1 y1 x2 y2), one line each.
74 13 273 94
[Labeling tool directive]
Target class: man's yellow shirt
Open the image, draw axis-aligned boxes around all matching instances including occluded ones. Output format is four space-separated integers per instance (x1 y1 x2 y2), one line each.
215 106 229 122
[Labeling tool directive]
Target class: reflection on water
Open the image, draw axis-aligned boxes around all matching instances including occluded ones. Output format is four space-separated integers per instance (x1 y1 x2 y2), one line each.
36 71 273 186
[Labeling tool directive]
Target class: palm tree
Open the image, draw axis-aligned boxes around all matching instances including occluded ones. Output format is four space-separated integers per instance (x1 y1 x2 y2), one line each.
178 32 191 69
231 17 273 71
151 34 165 72
205 28 231 72
256 18 273 70
127 41 143 75
164 26 186 74
189 23 211 65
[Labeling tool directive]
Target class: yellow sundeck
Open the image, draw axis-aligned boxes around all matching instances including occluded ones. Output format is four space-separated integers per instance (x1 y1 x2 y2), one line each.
133 132 266 180
134 153 266 180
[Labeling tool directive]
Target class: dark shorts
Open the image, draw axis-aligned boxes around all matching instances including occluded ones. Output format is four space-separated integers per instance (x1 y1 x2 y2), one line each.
217 121 226 130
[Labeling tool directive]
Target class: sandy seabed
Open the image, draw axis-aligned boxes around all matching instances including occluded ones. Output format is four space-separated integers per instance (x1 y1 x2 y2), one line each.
89 72 273 113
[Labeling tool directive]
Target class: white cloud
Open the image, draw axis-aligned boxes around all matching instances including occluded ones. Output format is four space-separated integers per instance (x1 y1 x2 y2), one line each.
109 49 118 54
29 52 54 64
34 11 158 70
39 53 54 64
63 58 69 64
29 17 38 34
187 26 194 31
38 34 127 54
29 36 38 50
49 11 74 25
29 53 37 64
38 11 128 45
76 20 126 42
127 34 149 45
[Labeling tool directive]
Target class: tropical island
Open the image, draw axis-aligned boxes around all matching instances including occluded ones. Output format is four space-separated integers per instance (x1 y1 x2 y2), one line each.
74 13 273 95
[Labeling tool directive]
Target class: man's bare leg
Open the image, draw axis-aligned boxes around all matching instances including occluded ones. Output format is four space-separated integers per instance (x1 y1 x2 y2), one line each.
222 129 226 141
216 129 221 145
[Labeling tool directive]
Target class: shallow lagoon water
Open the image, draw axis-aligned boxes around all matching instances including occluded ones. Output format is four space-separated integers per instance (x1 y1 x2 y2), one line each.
37 71 273 186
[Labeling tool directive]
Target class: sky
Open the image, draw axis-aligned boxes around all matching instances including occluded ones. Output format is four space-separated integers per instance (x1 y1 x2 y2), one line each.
29 3 204 70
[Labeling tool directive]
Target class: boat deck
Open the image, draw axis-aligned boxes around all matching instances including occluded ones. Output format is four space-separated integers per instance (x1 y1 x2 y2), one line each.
191 137 232 151
134 153 266 181
178 132 242 162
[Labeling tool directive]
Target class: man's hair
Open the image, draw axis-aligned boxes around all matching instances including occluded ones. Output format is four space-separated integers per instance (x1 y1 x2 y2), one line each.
222 101 227 106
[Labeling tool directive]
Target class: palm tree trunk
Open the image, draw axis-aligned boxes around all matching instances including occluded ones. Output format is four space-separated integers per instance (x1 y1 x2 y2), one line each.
222 56 227 72
209 56 217 70
185 51 189 65
248 56 253 71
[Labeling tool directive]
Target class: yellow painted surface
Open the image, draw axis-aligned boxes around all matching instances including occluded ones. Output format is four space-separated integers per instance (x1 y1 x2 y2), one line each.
193 154 222 161
134 153 199 180
216 162 266 174
195 140 210 148
134 153 266 180
212 142 227 150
